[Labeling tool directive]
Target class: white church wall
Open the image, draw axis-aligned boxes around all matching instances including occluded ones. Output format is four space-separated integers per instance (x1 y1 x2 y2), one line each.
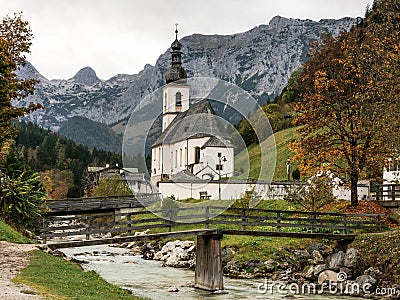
158 180 371 201
162 83 190 131
201 146 235 178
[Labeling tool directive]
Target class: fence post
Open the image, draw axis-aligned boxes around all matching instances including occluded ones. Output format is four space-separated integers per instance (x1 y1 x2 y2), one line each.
377 215 382 232
127 213 132 235
277 212 281 232
167 209 173 232
41 218 47 244
205 206 210 229
242 209 247 230
85 216 90 240
310 212 315 233
343 215 348 234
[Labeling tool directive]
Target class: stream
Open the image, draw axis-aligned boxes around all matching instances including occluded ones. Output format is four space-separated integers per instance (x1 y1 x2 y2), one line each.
60 245 366 300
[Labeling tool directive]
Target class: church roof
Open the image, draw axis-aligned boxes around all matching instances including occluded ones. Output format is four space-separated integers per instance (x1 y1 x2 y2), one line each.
152 100 233 147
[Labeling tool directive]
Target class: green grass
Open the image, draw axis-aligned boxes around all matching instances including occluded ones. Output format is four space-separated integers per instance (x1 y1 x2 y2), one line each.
351 229 400 285
235 126 299 181
15 250 145 300
0 219 33 244
222 235 314 263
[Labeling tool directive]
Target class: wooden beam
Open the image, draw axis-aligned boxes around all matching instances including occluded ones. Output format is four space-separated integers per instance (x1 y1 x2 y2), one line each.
195 233 224 291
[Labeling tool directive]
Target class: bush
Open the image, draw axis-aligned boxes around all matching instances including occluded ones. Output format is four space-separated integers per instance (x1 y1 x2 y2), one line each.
0 151 47 233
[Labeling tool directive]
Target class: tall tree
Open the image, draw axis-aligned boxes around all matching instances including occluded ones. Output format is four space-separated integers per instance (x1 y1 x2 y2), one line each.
0 13 42 163
291 0 400 206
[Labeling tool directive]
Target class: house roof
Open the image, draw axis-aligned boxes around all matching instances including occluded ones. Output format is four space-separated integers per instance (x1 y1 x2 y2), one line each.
171 169 204 182
201 136 233 148
152 100 233 147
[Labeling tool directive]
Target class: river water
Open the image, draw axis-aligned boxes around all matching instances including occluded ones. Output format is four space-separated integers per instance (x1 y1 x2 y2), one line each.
60 245 365 300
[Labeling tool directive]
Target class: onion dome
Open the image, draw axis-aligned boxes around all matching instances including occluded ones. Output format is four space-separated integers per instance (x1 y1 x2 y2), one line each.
165 23 187 84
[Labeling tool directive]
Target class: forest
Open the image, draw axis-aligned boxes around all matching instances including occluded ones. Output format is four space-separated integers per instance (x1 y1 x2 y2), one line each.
15 121 123 198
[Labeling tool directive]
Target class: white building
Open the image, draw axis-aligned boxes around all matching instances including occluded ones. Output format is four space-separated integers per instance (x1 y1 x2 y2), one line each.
151 27 234 184
381 157 400 200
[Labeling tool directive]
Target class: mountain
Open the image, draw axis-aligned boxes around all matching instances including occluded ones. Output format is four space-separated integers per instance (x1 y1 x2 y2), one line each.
16 16 356 146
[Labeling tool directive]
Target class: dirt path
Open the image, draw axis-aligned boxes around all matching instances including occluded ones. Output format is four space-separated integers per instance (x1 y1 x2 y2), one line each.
0 241 45 299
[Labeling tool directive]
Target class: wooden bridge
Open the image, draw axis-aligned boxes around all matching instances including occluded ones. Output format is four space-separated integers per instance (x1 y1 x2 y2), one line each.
41 196 385 292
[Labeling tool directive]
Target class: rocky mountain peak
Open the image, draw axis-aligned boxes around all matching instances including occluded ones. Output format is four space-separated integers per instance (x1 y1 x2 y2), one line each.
18 16 357 139
71 67 100 85
16 61 48 82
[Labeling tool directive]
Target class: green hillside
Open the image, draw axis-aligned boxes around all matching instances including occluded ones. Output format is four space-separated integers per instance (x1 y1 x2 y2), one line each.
59 116 122 153
235 126 299 181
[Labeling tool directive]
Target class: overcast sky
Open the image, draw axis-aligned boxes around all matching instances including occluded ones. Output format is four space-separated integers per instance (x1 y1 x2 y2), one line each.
0 0 374 80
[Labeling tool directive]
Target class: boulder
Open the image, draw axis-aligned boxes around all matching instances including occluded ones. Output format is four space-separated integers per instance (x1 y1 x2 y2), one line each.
304 265 315 280
355 275 378 293
318 270 339 284
339 267 355 279
314 264 328 276
263 259 276 272
293 250 310 260
308 242 327 253
181 240 194 249
328 251 345 271
168 286 179 292
363 267 381 278
160 241 179 254
344 248 358 268
311 250 324 265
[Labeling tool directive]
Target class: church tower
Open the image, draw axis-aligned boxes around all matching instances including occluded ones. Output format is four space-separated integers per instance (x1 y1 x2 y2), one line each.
162 24 190 132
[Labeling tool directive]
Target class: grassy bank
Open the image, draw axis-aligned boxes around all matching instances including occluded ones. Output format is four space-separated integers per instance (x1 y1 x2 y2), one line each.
0 219 144 300
14 250 145 300
351 229 400 284
0 219 32 244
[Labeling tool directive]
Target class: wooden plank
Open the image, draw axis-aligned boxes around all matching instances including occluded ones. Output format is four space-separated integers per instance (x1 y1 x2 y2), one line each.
219 229 356 240
46 229 217 249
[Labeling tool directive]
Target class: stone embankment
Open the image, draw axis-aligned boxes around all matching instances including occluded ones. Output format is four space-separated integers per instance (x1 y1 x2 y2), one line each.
118 238 399 299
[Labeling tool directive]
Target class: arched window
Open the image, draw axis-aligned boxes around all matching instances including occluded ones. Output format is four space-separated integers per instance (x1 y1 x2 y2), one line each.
175 92 182 106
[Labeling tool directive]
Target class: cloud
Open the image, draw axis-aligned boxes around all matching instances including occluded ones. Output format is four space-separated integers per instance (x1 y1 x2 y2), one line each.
1 0 373 80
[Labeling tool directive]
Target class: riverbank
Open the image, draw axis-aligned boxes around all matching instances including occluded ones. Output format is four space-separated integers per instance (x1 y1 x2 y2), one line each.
0 219 144 300
120 229 400 299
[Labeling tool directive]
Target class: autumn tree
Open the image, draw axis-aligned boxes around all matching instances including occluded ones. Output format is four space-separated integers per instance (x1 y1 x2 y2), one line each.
0 13 42 163
91 175 133 197
291 0 400 206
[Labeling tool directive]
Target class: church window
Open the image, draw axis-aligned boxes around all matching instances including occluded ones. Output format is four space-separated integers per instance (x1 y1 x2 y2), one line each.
180 149 182 166
175 92 182 106
184 147 187 165
175 150 178 167
194 147 200 164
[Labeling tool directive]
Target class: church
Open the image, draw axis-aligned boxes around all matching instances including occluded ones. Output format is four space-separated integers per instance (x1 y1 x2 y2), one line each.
151 27 234 184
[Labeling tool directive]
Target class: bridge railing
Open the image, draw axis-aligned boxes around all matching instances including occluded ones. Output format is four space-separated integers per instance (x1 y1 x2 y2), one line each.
40 205 385 242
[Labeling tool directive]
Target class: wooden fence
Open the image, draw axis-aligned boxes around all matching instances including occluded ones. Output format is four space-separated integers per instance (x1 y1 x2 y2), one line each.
375 184 400 201
40 205 385 242
46 193 160 215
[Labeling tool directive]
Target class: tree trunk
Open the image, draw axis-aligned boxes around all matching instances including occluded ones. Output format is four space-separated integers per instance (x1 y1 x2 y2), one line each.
350 173 359 207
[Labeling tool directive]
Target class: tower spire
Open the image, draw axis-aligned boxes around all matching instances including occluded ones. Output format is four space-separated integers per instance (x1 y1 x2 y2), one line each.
165 23 187 84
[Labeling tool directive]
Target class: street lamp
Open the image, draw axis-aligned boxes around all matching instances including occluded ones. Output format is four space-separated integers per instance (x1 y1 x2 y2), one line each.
286 158 291 181
218 153 227 200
